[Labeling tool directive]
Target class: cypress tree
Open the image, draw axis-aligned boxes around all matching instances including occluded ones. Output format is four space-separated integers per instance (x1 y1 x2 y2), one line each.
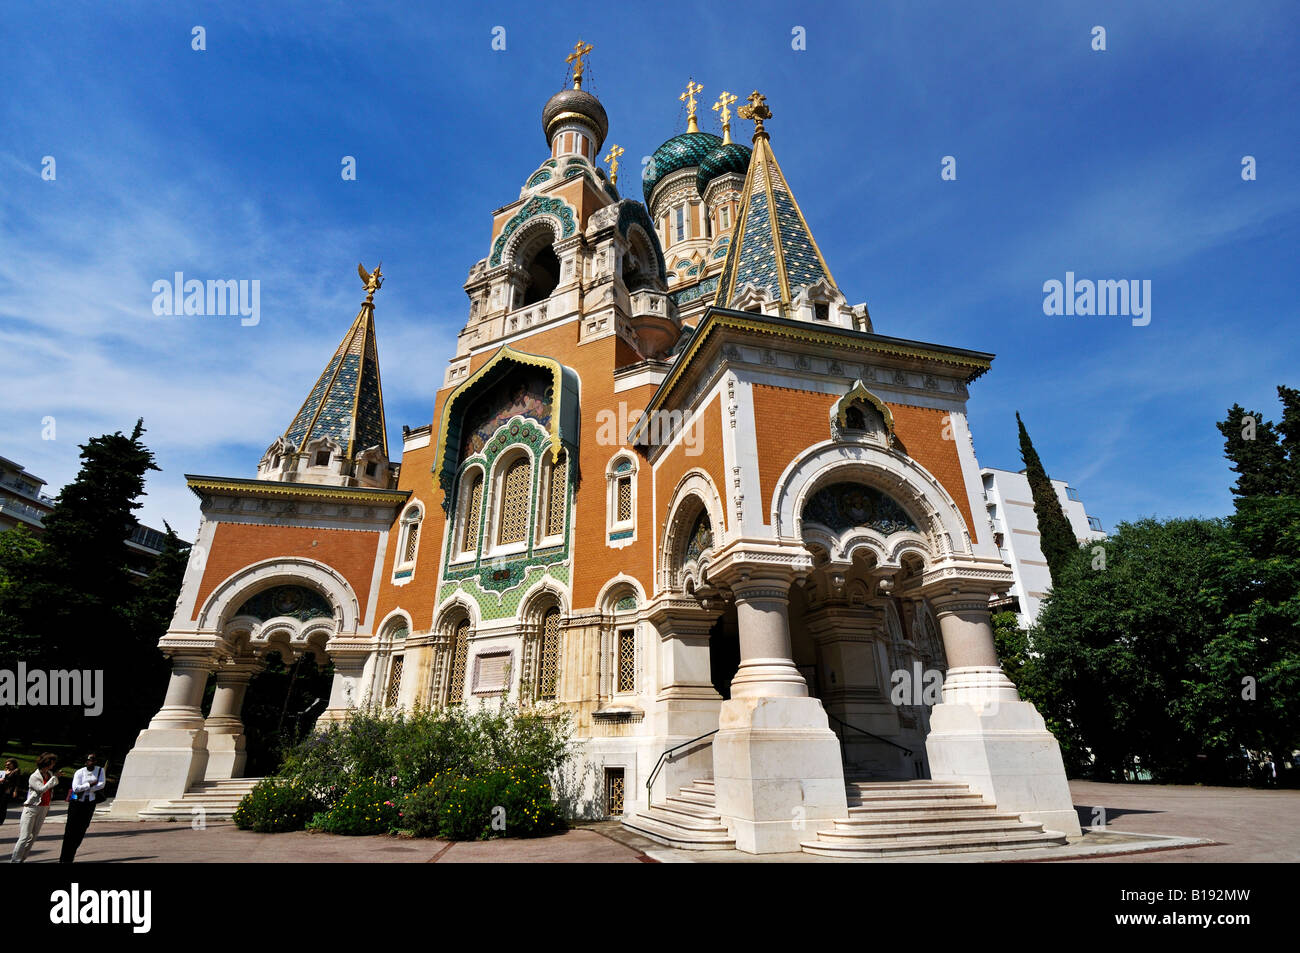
1016 412 1078 588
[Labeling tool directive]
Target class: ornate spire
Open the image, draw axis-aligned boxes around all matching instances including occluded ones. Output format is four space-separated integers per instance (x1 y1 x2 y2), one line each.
737 90 771 141
713 90 737 144
279 264 389 464
680 79 703 133
566 39 593 90
714 97 838 316
603 143 624 185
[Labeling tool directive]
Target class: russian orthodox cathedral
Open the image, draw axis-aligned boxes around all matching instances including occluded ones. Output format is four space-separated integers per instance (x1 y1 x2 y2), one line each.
114 43 1081 854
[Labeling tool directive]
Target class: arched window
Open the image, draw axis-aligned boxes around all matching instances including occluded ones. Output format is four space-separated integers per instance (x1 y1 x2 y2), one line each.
497 457 532 546
537 608 562 701
540 450 567 542
606 454 637 545
394 504 423 580
522 244 560 306
447 619 470 706
459 471 484 556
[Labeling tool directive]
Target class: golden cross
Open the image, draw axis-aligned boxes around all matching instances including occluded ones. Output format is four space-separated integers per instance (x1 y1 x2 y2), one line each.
713 90 737 144
737 89 772 139
603 144 624 185
680 79 703 133
566 39 593 89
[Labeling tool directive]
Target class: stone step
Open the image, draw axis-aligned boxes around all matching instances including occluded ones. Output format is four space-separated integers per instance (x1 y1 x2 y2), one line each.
623 811 735 850
801 829 1067 858
671 787 716 807
849 791 987 808
640 806 731 833
135 777 267 820
817 818 1046 840
832 809 1022 828
847 781 969 793
657 798 726 822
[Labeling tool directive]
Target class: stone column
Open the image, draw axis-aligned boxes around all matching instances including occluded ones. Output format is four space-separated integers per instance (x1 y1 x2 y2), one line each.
108 642 220 817
804 604 912 779
642 595 723 808
707 542 847 854
922 574 1082 835
320 638 372 723
203 660 259 780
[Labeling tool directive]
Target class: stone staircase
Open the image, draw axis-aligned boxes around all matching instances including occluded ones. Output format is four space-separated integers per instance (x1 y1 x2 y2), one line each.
133 777 265 821
624 777 1069 857
799 780 1069 858
621 779 735 850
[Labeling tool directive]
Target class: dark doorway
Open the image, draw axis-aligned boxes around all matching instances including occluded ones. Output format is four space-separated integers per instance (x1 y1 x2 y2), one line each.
708 603 740 700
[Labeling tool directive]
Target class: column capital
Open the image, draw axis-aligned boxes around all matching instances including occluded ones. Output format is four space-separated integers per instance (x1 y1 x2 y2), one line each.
705 537 814 592
916 559 1013 603
644 593 721 639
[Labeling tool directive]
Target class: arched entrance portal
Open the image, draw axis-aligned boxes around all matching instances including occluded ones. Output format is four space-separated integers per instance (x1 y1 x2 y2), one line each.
784 479 948 780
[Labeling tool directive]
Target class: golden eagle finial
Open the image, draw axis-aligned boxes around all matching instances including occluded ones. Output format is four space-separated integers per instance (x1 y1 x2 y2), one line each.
358 262 383 301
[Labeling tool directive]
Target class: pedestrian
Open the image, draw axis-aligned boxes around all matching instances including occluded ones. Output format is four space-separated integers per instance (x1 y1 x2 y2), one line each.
10 753 61 863
0 758 21 825
59 752 106 863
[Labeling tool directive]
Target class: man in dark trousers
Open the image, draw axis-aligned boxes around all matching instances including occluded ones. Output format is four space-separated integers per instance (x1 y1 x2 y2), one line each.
59 753 106 863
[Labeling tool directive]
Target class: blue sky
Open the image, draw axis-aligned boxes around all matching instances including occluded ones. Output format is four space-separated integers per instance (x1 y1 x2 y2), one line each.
2 0 1296 540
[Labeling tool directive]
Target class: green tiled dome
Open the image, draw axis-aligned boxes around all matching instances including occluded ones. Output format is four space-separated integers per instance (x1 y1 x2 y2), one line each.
643 131 722 203
696 142 751 196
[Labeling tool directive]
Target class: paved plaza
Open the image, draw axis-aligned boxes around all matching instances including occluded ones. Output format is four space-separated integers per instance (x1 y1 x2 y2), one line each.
3 781 1295 863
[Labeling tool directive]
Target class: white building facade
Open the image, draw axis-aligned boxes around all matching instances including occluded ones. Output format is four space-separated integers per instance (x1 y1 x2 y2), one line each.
981 466 1106 627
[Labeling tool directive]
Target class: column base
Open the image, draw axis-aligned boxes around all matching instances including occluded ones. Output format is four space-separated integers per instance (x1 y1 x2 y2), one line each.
713 695 847 853
203 730 247 781
926 669 1081 836
106 726 210 818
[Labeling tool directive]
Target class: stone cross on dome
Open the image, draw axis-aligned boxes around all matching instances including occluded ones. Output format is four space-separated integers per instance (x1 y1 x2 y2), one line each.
680 79 703 133
566 39 593 90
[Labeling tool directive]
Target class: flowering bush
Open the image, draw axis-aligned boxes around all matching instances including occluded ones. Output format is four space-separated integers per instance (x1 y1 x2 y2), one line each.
412 766 564 841
233 779 322 833
309 777 404 835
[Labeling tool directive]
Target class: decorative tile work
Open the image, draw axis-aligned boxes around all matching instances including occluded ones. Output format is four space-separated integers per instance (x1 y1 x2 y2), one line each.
608 529 633 542
614 594 638 612
670 275 718 306
802 482 919 535
614 201 666 281
525 169 552 188
439 561 570 622
489 195 577 267
642 131 723 202
235 585 332 622
685 512 713 563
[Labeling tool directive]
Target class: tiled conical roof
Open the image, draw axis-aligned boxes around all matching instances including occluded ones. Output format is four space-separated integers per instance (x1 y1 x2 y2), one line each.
282 293 388 460
713 123 837 315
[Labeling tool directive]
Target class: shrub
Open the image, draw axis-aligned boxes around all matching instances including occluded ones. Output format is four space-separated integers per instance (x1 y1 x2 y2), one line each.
274 704 573 801
310 777 404 836
233 779 322 833
430 765 565 841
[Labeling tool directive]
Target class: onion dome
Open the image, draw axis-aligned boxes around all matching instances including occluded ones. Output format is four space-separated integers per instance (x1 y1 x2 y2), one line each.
542 88 609 152
696 142 752 196
642 131 722 203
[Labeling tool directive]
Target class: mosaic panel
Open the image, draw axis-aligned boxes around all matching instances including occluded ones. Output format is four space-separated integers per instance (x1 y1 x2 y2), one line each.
802 482 919 535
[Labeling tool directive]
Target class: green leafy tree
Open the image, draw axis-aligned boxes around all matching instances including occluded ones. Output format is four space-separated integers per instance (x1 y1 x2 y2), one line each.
0 421 180 759
1016 412 1078 588
1029 518 1234 782
1204 387 1300 769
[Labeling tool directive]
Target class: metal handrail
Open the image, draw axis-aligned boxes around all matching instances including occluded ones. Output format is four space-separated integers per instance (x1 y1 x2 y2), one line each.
646 729 718 797
825 712 912 757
